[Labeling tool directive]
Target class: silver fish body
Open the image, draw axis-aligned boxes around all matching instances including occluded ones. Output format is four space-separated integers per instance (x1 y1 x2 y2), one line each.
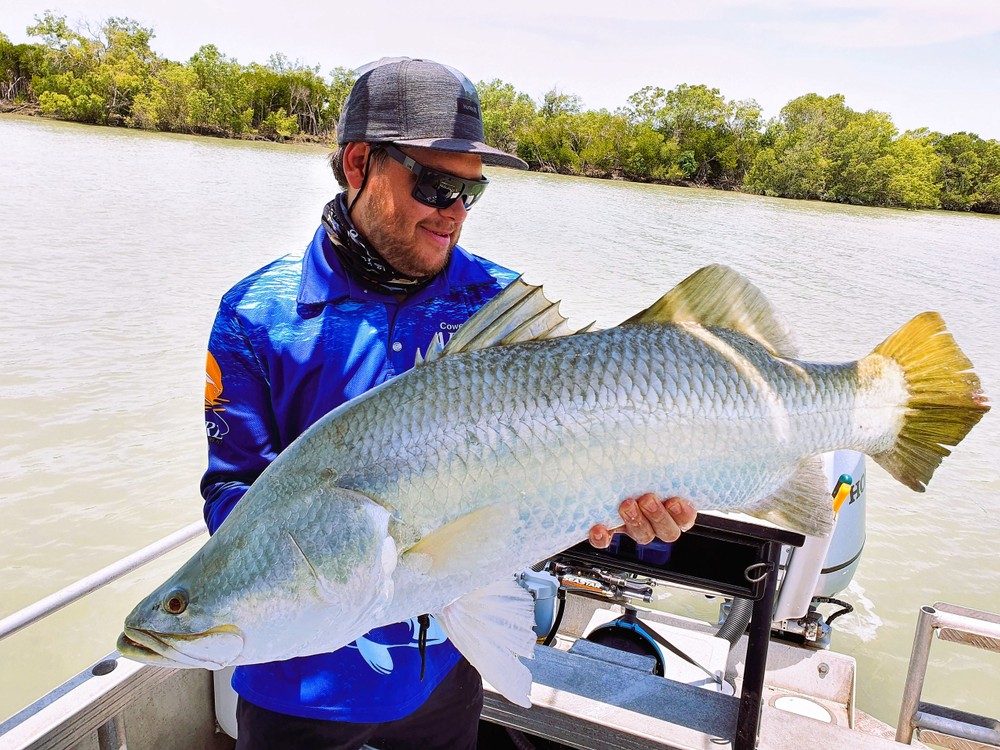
298 323 878 576
119 265 988 706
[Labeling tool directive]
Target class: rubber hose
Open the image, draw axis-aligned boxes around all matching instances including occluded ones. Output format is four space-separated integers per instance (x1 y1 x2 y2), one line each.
716 597 754 647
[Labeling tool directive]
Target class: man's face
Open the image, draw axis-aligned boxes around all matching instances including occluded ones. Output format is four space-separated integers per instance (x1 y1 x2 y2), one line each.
350 146 484 278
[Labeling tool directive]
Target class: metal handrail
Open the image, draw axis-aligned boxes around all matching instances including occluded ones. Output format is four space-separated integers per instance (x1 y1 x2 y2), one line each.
0 520 206 642
896 602 1000 747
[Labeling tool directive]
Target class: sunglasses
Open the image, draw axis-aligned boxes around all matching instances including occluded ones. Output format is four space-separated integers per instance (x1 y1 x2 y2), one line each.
383 145 489 210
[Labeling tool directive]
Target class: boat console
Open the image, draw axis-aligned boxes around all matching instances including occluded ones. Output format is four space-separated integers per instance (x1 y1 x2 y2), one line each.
503 514 806 750
492 450 869 749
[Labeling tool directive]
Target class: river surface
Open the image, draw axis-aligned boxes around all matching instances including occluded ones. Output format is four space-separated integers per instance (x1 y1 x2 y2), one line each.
1 114 998 728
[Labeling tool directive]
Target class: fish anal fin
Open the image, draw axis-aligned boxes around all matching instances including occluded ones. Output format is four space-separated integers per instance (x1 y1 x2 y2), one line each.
624 264 798 357
747 457 834 537
437 577 537 707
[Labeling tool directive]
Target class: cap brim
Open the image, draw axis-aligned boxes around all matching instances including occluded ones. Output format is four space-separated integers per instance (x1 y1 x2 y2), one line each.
392 137 529 170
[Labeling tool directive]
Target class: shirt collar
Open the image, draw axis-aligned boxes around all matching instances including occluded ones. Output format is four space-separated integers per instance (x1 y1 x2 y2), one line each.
297 224 496 307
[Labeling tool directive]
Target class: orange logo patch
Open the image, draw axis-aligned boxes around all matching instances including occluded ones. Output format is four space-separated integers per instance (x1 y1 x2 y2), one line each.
205 351 230 440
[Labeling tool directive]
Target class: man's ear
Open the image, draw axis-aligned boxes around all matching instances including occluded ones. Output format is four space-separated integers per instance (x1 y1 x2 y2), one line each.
343 142 371 190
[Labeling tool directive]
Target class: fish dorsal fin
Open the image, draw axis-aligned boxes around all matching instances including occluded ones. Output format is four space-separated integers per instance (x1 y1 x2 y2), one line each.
416 277 582 365
623 264 798 357
437 577 537 708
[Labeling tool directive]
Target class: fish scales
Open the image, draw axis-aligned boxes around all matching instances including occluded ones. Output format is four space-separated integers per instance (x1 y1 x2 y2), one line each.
118 264 988 708
284 323 865 563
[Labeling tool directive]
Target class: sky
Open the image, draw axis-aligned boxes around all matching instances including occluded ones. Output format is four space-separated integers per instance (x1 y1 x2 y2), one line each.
2 0 999 140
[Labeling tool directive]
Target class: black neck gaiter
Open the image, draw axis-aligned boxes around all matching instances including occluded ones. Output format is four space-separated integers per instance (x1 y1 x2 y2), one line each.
321 193 435 296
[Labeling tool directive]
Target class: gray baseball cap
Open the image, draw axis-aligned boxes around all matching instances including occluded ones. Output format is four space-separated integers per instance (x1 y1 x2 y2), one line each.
337 57 528 170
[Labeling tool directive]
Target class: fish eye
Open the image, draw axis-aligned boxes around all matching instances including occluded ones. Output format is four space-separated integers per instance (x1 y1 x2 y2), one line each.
162 588 188 615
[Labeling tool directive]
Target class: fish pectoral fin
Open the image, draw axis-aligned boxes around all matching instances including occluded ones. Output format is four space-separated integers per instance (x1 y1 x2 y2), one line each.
622 264 798 357
402 504 519 576
437 577 537 708
747 456 834 537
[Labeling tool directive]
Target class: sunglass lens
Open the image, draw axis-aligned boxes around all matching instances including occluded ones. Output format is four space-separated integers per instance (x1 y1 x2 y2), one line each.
462 187 485 208
414 175 486 210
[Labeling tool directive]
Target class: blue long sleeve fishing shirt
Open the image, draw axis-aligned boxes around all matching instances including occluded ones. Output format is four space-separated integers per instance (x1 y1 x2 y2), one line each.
201 222 516 721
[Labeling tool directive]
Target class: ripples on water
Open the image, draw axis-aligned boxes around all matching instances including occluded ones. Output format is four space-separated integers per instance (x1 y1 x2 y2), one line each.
1 114 997 725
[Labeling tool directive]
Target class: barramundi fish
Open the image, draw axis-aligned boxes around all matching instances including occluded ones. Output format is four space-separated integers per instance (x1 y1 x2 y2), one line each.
118 264 988 706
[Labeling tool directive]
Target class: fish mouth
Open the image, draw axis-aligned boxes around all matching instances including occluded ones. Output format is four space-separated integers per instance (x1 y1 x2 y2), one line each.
117 624 244 670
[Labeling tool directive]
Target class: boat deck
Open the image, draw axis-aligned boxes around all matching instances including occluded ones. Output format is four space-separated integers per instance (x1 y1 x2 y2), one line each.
0 639 909 750
3 515 996 750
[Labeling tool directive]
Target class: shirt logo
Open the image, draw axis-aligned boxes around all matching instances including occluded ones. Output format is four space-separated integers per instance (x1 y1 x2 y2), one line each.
205 351 230 442
348 617 448 675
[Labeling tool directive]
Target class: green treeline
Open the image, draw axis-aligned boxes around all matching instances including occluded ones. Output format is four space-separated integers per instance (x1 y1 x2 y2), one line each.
0 14 354 139
3 13 1000 214
480 83 1000 213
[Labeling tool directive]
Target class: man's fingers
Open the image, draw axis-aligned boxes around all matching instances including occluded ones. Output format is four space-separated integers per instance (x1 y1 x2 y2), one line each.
641 494 698 542
588 523 614 549
589 495 698 548
665 496 698 532
616 496 654 544
621 494 698 544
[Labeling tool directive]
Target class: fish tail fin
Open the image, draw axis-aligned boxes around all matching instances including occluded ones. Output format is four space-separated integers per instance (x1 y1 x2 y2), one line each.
866 312 989 491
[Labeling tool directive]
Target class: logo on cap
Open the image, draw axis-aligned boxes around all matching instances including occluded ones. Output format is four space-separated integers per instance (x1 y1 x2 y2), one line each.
457 97 481 119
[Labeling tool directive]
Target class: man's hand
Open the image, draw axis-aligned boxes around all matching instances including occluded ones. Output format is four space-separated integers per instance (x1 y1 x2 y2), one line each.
589 494 697 549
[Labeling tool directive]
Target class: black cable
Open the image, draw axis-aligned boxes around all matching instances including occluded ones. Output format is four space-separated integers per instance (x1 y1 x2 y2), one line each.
542 588 566 647
417 613 430 680
624 609 723 688
505 727 537 750
814 596 854 626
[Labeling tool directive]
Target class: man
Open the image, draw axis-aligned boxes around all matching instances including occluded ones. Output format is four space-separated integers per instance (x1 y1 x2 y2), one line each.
202 57 696 750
